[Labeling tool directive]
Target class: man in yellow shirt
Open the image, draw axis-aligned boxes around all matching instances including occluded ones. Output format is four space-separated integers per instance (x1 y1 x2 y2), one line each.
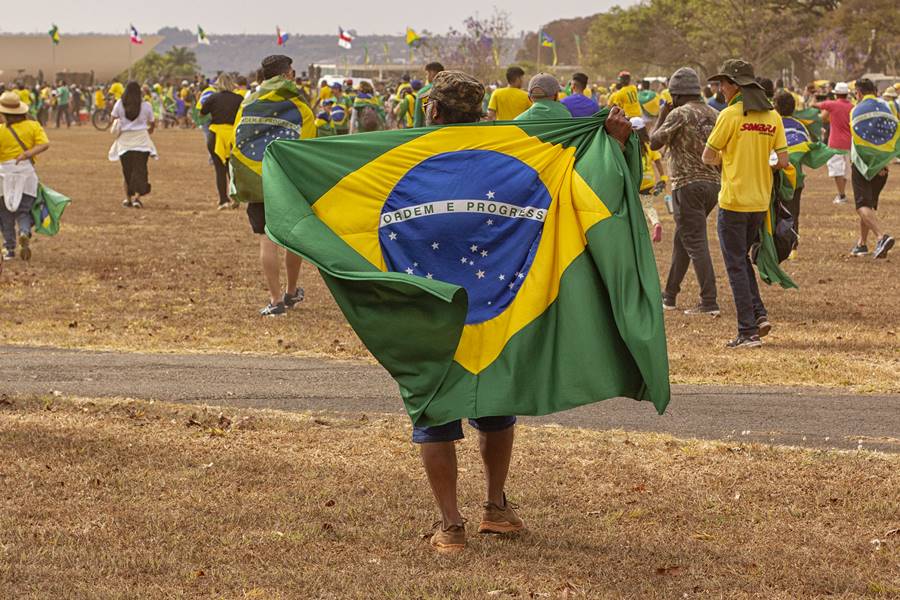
486 66 532 121
702 59 788 349
608 71 642 118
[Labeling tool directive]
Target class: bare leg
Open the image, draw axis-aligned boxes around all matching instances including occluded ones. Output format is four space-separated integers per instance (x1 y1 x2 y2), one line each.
259 236 282 304
478 426 514 506
857 207 882 243
419 442 463 526
285 251 302 295
835 176 847 198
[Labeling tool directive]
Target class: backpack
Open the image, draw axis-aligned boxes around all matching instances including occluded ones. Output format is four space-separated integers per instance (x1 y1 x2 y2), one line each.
751 197 798 265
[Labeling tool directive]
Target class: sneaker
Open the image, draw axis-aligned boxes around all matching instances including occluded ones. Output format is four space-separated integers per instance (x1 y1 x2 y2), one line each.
259 302 286 317
122 198 133 208
478 494 525 534
873 235 895 259
726 334 762 349
788 249 797 261
3 250 14 261
131 198 144 209
662 299 678 311
216 201 231 211
684 305 720 317
832 194 847 205
18 234 31 261
283 288 305 309
850 244 869 257
756 315 772 338
430 520 466 553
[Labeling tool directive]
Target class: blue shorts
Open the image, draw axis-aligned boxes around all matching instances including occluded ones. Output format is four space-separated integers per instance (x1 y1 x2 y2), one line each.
412 416 516 444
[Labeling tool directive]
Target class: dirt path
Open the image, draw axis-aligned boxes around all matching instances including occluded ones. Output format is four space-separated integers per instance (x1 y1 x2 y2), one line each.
3 345 898 452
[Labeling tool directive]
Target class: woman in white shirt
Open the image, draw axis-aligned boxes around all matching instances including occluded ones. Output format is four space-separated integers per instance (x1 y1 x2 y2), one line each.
108 81 156 208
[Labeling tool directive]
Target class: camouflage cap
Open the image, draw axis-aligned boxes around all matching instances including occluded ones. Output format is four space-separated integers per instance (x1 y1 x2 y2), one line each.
427 71 485 113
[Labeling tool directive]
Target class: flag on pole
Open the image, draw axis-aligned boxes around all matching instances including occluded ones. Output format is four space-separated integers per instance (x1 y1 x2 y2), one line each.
262 112 671 426
276 26 289 46
406 27 422 48
48 24 60 45
338 27 353 49
540 31 557 66
197 25 210 45
574 33 583 65
129 24 143 45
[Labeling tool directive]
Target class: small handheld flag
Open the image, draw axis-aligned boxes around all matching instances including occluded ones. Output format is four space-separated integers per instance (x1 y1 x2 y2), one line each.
276 27 289 46
48 24 60 45
197 25 210 45
406 27 422 48
540 31 555 48
129 24 143 45
338 27 353 49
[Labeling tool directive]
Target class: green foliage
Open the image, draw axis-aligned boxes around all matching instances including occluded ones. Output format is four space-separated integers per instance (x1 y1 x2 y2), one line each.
121 46 200 83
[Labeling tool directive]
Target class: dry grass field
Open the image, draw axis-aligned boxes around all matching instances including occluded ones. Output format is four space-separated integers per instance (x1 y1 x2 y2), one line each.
2 394 898 599
0 127 898 392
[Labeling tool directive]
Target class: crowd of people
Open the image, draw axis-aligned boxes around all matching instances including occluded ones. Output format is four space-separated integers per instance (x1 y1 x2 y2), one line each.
1 51 897 553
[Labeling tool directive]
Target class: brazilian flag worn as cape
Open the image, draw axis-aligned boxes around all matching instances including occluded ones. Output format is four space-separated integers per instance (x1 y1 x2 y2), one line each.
850 95 899 180
782 116 843 190
262 111 670 426
230 76 316 203
793 107 823 142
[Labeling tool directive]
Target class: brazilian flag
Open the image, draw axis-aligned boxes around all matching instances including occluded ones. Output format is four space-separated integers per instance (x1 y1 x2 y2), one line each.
756 171 798 290
262 112 670 426
230 77 316 203
851 96 899 180
793 107 823 142
782 116 842 190
31 184 71 236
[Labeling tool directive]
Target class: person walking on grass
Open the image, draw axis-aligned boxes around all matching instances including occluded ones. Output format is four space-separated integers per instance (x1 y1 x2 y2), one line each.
848 78 894 259
199 73 243 210
702 59 788 349
813 82 853 205
55 80 72 128
0 91 49 261
108 82 156 209
230 55 315 316
419 70 635 553
650 67 721 316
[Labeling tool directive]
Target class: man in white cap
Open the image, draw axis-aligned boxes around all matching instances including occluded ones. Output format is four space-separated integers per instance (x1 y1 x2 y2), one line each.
813 82 853 206
515 74 571 121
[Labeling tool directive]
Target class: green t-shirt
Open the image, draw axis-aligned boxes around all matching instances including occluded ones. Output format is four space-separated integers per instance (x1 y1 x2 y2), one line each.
56 86 70 105
514 99 572 121
413 82 433 127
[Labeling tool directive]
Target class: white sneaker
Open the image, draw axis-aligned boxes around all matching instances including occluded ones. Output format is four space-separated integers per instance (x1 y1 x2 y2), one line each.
832 194 847 205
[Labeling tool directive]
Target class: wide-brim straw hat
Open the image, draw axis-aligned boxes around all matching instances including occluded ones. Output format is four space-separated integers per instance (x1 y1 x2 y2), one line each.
0 91 28 115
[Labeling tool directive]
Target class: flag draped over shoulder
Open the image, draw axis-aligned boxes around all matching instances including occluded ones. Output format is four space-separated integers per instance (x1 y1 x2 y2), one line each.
757 171 798 290
793 107 823 142
850 96 899 180
783 116 842 189
262 112 671 426
230 77 316 203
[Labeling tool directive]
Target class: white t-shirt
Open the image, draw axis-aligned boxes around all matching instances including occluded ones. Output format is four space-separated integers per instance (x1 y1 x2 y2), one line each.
112 100 154 131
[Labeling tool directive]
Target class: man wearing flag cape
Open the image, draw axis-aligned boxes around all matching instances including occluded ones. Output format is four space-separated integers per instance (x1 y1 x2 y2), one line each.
262 71 664 552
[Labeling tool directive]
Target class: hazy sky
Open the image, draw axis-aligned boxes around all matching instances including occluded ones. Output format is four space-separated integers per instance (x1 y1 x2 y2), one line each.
3 0 634 36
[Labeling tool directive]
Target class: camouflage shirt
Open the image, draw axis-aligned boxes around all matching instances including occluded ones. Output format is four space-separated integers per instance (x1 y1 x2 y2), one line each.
650 100 720 190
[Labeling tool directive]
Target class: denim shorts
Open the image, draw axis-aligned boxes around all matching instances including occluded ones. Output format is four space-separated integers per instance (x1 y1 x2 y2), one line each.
412 416 516 444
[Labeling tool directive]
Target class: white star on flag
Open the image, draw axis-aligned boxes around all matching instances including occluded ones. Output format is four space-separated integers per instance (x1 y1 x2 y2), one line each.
413 262 418 267
517 273 524 279
508 282 515 290
470 244 478 252
389 232 398 240
486 219 494 226
469 260 475 265
480 250 488 257
431 242 439 250
426 273 433 279
476 270 485 279
498 274 505 281
460 257 468 263
405 267 414 274
486 191 496 199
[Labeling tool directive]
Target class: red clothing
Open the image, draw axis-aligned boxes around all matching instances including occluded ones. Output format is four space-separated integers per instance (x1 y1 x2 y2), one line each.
818 98 853 150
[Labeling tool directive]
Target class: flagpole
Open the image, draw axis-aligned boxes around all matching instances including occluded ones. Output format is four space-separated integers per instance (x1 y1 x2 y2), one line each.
129 39 133 81
536 31 542 70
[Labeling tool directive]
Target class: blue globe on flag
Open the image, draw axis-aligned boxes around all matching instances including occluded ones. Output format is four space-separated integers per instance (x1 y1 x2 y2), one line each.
234 100 302 161
854 101 897 147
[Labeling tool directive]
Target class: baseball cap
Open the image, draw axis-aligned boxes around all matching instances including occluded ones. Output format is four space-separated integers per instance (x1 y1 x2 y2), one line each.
629 117 645 130
528 73 560 98
834 82 850 95
708 59 759 87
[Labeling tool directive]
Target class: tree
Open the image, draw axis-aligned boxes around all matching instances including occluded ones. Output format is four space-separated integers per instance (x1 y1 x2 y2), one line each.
164 46 200 77
122 46 200 83
418 9 514 80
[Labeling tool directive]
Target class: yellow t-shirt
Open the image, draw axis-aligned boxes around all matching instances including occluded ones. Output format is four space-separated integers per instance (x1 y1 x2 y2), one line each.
108 82 124 100
640 143 662 192
706 99 788 213
609 84 641 118
488 87 532 121
94 90 106 109
319 86 334 102
661 89 672 105
0 120 49 163
17 89 32 105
